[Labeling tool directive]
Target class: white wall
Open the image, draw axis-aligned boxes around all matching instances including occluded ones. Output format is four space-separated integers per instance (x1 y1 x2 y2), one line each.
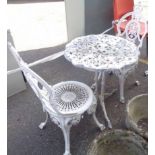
7 30 26 97
65 0 85 41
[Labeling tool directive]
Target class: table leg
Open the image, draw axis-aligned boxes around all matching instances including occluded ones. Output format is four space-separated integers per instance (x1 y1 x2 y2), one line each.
90 71 106 130
119 74 125 103
91 71 99 100
100 72 112 128
91 71 117 98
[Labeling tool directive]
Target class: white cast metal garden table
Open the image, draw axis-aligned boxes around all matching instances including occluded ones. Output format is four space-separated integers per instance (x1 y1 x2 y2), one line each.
64 34 140 128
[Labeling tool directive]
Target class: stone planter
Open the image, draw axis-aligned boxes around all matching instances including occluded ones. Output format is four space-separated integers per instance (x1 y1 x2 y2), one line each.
87 129 147 155
126 94 148 139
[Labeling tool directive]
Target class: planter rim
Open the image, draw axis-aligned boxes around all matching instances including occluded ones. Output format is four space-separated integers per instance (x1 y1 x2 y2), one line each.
127 93 148 113
126 94 148 139
87 129 147 155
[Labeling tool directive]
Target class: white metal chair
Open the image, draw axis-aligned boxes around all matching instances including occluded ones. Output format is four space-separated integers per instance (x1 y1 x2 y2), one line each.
114 7 147 103
8 42 104 155
100 5 147 103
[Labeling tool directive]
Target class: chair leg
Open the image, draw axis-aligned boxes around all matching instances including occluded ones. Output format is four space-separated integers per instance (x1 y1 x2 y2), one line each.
62 123 72 155
144 70 148 76
39 112 48 129
133 68 140 86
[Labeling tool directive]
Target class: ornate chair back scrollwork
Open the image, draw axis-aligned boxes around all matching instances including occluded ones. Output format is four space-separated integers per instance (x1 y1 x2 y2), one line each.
116 12 147 50
21 64 55 112
7 42 57 112
8 42 104 155
113 0 134 32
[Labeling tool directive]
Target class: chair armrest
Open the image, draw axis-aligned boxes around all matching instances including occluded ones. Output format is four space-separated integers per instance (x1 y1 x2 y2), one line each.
102 25 114 34
101 19 120 35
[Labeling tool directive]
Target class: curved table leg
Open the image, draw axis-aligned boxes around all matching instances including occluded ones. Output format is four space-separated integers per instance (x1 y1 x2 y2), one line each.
87 95 105 130
91 71 99 99
93 112 105 130
91 72 98 93
118 74 126 103
100 72 112 128
115 66 136 103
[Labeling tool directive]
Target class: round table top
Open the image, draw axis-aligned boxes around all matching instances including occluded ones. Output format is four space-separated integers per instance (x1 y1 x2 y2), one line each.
64 34 140 71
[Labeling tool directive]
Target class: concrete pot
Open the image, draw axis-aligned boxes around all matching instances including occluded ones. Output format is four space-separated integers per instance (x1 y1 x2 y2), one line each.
126 94 148 139
87 129 147 155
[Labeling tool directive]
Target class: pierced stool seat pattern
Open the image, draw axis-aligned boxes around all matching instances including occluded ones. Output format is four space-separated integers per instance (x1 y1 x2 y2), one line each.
53 81 91 114
8 42 104 155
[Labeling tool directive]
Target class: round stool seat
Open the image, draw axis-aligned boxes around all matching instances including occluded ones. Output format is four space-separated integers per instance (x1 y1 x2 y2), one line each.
52 81 93 115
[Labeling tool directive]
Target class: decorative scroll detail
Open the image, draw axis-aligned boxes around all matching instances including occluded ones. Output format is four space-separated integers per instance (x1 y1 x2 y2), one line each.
50 116 61 127
125 20 141 43
116 6 147 49
68 115 82 126
50 114 82 128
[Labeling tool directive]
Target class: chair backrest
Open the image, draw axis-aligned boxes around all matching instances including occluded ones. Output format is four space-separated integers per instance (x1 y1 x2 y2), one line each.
113 0 134 32
113 0 134 20
7 42 54 110
116 11 147 49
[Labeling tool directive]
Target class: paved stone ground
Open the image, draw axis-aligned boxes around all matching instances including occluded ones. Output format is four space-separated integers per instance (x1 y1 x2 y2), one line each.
7 43 148 155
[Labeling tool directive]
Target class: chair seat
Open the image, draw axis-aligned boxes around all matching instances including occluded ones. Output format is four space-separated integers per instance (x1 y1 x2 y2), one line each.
50 81 93 115
119 20 148 36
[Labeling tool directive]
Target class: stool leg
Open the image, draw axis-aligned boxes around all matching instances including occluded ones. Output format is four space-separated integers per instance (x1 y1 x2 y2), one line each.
62 122 71 155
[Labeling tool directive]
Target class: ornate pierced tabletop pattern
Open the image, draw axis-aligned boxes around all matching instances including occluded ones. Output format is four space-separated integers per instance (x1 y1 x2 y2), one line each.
65 34 140 71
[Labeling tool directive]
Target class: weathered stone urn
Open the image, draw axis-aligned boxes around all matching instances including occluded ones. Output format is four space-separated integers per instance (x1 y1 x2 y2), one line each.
126 94 148 139
87 129 147 155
